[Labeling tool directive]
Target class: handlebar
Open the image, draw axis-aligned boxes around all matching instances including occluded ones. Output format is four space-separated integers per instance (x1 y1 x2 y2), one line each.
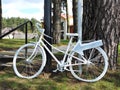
36 23 53 39
36 23 45 34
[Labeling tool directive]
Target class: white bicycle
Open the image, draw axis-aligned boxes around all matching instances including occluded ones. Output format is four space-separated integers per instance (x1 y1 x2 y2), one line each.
13 23 108 82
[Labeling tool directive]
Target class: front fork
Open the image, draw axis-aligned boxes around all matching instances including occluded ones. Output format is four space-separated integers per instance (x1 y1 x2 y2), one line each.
25 43 39 63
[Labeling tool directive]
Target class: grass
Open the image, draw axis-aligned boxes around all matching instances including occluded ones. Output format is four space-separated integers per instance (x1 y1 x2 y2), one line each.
0 39 35 51
0 39 120 90
0 67 120 90
0 39 25 51
0 39 69 50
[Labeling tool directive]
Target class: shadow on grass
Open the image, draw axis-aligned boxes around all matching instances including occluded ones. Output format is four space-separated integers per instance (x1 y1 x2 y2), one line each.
49 71 79 83
104 69 120 87
36 81 58 90
0 80 29 90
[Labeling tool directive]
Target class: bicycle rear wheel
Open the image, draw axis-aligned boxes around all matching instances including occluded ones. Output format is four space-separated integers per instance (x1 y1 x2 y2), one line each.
69 47 108 82
13 43 46 79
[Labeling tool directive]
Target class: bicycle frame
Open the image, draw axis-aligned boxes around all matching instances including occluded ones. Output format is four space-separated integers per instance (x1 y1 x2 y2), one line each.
39 35 74 67
34 27 104 72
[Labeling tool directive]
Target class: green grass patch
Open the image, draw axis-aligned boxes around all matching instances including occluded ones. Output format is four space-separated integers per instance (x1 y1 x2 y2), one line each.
0 39 68 50
0 39 35 50
118 45 120 64
0 39 25 50
53 40 69 46
61 40 69 45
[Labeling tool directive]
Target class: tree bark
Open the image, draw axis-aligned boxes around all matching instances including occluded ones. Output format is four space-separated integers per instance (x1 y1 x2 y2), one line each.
83 0 120 70
0 0 2 36
44 0 52 72
72 0 78 33
66 0 70 33
53 0 61 44
82 0 97 40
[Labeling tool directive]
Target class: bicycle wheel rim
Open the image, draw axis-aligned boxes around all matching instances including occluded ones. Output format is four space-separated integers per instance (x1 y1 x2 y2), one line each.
13 43 46 79
69 47 108 82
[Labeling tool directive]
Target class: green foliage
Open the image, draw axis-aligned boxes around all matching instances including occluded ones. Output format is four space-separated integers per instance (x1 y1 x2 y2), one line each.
2 17 40 33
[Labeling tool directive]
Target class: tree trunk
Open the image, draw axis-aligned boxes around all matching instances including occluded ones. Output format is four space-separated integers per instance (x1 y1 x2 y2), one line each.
44 0 52 72
53 0 61 44
0 0 2 36
72 0 78 33
83 0 120 70
66 0 70 33
82 0 97 40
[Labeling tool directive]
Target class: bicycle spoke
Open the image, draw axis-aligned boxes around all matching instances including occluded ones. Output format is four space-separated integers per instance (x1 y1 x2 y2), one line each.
88 48 95 60
69 47 108 82
13 43 46 79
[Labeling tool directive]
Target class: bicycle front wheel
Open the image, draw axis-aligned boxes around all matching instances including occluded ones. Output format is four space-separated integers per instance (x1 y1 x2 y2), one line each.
13 43 46 79
69 47 108 82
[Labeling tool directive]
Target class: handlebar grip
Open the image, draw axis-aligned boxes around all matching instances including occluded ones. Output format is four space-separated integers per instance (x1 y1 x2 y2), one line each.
36 23 45 33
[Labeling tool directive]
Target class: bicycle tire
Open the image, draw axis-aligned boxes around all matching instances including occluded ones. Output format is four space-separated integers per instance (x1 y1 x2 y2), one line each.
69 47 108 82
13 43 46 79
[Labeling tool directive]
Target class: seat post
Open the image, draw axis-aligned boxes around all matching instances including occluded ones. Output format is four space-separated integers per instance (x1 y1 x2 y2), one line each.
77 0 83 44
